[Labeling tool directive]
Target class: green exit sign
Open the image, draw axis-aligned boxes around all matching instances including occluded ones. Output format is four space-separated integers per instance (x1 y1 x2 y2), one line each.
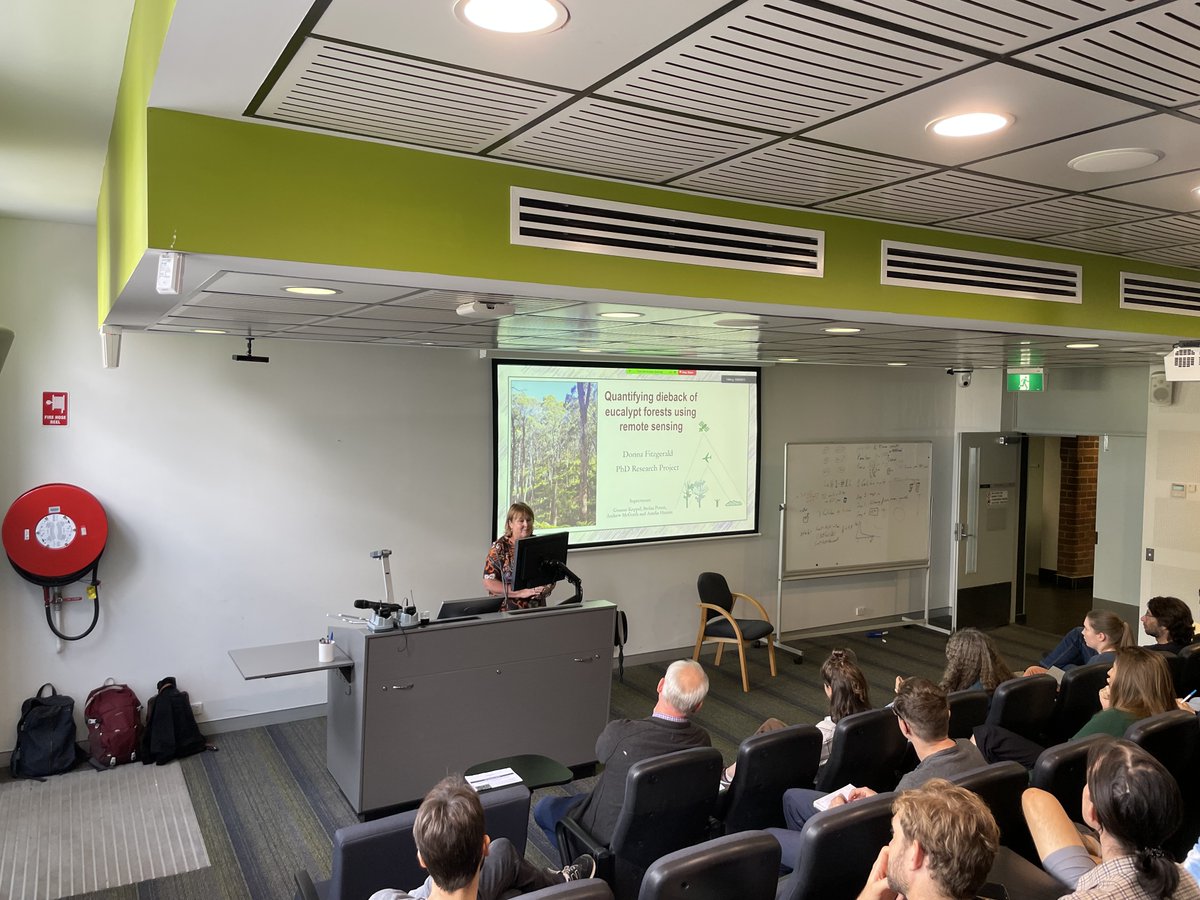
1007 367 1045 392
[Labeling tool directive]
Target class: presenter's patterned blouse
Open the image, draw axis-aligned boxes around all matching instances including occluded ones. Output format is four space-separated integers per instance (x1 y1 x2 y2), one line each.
483 536 550 610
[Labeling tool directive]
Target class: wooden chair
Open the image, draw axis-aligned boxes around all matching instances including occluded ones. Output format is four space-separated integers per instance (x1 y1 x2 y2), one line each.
693 572 777 693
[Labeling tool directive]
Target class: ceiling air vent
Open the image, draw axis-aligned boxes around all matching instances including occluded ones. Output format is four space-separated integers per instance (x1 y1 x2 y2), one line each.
511 188 823 276
881 241 1081 302
1120 272 1200 318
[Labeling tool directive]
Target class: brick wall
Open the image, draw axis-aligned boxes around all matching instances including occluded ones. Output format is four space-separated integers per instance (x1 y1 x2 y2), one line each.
1057 436 1099 579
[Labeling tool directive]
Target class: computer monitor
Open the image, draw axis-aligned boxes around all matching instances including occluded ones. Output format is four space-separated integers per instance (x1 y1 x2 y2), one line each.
436 596 503 620
511 531 582 603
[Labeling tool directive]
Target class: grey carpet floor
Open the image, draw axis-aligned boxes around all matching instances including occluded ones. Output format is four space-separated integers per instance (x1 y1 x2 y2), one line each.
0 623 1056 899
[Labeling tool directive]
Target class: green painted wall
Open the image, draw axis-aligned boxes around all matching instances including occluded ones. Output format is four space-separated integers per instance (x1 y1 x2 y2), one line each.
97 0 175 324
141 108 1200 338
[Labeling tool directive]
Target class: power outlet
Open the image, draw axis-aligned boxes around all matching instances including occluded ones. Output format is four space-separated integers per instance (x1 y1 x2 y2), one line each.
190 701 204 718
855 606 869 617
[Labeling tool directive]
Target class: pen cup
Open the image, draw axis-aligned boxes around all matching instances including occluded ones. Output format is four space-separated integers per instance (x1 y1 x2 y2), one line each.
318 640 334 663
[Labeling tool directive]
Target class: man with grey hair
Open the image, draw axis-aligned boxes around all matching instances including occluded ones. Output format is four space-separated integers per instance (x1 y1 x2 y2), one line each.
533 659 711 846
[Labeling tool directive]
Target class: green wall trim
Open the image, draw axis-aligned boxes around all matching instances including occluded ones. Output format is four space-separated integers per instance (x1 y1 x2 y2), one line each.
144 109 1200 338
97 0 176 324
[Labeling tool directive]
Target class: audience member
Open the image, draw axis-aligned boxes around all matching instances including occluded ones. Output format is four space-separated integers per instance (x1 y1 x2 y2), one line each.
721 648 870 785
1026 610 1132 676
532 659 710 847
937 627 1015 693
768 677 985 871
973 647 1176 769
368 776 594 900
1029 738 1200 900
1141 596 1196 655
854 779 1000 900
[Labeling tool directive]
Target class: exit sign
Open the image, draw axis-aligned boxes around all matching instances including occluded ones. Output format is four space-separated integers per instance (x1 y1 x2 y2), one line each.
1007 367 1044 392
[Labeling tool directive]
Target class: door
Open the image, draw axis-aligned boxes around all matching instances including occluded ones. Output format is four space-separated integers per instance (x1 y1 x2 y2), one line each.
955 433 1022 629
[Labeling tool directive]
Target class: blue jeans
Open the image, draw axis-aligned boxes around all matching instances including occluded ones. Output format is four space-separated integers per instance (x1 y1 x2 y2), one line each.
533 793 585 850
763 788 824 873
1039 626 1096 670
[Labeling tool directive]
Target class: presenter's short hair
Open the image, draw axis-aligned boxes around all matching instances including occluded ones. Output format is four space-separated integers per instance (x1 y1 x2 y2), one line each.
893 779 999 899
503 502 535 537
413 776 485 891
662 659 709 715
892 677 950 743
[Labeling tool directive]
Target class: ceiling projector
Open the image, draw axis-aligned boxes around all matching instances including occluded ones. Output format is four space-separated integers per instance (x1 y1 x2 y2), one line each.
456 300 514 318
1164 342 1199 381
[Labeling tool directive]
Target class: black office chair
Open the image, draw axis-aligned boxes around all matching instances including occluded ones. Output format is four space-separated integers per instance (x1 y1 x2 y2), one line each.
1046 662 1109 745
985 674 1058 743
556 747 723 900
1162 654 1187 697
816 708 908 793
716 724 822 833
776 791 896 900
294 784 530 900
1179 642 1200 695
636 831 780 900
1029 734 1110 824
948 689 990 739
693 572 777 693
1128 706 1200 858
950 761 1064 897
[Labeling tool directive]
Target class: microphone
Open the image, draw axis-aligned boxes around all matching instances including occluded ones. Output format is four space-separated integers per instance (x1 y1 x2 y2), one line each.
354 599 401 614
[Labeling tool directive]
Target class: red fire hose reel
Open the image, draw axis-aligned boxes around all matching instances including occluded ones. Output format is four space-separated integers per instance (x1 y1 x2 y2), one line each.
2 484 108 641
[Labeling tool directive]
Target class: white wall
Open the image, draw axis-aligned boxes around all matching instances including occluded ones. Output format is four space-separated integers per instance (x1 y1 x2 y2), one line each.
1025 436 1045 575
1140 379 1200 627
1042 437 1061 572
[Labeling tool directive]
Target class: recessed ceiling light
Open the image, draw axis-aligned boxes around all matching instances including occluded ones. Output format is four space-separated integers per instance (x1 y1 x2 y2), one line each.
578 348 603 353
599 311 643 319
1066 342 1100 349
454 0 569 34
714 317 760 327
927 112 1013 138
194 329 226 334
1067 148 1163 173
284 286 341 296
887 362 907 367
1192 185 1200 197
777 357 800 362
1018 340 1032 345
823 326 862 334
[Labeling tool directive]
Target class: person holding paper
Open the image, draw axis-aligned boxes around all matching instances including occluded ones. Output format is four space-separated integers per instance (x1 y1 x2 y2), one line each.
482 502 553 611
769 678 985 873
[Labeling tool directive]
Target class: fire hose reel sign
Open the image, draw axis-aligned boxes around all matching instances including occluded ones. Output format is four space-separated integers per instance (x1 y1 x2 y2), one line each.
43 391 68 427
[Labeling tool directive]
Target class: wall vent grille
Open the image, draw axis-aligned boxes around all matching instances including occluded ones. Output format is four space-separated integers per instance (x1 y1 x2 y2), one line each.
1120 272 1200 318
881 241 1082 302
511 188 823 276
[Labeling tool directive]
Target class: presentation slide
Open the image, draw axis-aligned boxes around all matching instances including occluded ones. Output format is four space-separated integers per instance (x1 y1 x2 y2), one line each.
493 361 760 547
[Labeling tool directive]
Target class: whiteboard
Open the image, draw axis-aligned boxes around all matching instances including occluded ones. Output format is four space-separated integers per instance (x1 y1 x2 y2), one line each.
782 442 932 577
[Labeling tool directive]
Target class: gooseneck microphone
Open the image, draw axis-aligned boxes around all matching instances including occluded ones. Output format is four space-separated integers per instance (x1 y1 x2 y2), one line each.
354 599 401 614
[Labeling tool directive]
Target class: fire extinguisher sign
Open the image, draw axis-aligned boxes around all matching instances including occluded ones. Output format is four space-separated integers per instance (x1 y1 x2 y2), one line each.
42 391 69 426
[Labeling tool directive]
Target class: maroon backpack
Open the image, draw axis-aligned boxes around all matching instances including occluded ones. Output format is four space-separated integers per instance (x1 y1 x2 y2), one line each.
84 679 143 768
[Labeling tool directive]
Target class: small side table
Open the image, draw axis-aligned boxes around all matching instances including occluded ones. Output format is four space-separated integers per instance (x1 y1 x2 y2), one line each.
465 753 573 790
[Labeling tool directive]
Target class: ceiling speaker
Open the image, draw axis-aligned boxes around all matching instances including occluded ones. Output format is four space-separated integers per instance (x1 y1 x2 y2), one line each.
1150 370 1174 406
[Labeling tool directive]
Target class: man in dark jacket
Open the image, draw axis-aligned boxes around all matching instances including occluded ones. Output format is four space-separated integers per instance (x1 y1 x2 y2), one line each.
532 658 710 846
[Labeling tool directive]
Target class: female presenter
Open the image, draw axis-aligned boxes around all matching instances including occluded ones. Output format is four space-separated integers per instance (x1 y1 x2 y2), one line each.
482 502 554 610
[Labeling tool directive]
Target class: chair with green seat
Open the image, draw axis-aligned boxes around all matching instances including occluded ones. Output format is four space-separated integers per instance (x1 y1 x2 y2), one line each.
693 572 776 693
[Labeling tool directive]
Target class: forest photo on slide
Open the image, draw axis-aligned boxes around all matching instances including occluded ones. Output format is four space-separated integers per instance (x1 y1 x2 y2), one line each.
509 380 597 527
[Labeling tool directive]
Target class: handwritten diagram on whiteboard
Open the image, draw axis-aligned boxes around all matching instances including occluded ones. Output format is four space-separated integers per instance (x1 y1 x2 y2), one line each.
783 442 932 576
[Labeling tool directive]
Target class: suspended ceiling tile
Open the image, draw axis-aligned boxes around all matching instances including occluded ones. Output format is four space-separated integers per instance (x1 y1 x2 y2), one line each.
1093 167 1200 211
181 292 370 316
169 306 320 325
803 64 1150 167
394 289 580 312
597 0 982 133
942 195 1161 238
832 0 1163 54
815 170 1062 223
675 139 935 206
256 39 572 152
966 114 1200 190
489 98 774 182
1014 2 1200 107
1130 244 1200 268
204 271 417 303
1046 214 1200 252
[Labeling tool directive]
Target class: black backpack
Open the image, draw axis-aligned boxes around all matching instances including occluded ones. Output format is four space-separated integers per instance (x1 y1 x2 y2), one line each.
11 683 82 779
141 676 210 765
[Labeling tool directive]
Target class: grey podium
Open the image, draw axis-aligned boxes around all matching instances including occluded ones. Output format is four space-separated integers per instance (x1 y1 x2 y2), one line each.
232 599 615 816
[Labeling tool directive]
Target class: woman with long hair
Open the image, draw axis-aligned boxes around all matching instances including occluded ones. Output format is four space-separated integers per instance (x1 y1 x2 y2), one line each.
722 648 870 785
940 627 1016 692
482 501 554 610
1027 610 1133 676
974 647 1177 769
1023 739 1199 898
